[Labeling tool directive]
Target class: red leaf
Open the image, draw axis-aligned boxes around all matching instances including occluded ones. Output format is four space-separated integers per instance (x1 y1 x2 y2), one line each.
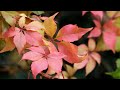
57 41 80 63
22 51 43 61
103 31 116 53
56 24 79 42
25 31 43 46
31 58 48 79
13 30 26 54
56 24 92 42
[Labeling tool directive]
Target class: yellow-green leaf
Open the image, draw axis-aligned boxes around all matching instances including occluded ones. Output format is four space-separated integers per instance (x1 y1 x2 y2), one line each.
1 11 16 26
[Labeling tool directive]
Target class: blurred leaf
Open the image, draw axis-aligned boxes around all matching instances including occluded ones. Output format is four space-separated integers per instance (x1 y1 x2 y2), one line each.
1 11 16 26
96 36 110 52
0 38 15 53
32 11 44 15
106 68 120 79
115 36 120 52
116 58 120 68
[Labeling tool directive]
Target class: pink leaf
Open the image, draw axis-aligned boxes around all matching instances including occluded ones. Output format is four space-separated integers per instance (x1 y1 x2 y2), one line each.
78 27 93 39
74 59 88 70
27 46 45 54
91 11 103 20
25 31 43 46
31 58 48 79
88 27 101 38
48 58 63 74
22 51 43 61
25 21 45 31
103 31 116 53
13 30 26 54
103 20 118 33
48 52 66 60
82 11 104 20
3 27 16 37
90 52 101 64
85 56 96 76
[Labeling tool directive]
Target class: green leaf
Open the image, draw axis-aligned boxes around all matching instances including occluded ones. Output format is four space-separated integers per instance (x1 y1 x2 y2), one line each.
32 11 44 15
114 17 120 28
116 58 120 68
106 68 120 79
115 36 120 52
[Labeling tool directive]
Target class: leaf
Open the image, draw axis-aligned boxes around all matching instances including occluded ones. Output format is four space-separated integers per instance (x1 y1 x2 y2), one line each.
115 36 120 52
88 27 101 38
103 30 116 53
1 11 16 26
90 52 101 64
18 16 26 28
13 30 26 54
32 11 44 15
25 31 44 46
90 11 103 20
28 46 45 54
3 26 15 37
78 27 93 39
88 38 96 51
88 20 101 38
106 68 120 79
56 24 79 42
82 11 103 20
0 38 15 53
77 44 89 61
85 56 96 76
95 37 110 51
31 58 48 79
25 21 45 31
48 58 63 74
103 20 117 33
106 11 120 18
22 51 43 61
74 59 88 70
57 41 80 63
65 64 76 77
116 58 120 68
43 13 58 37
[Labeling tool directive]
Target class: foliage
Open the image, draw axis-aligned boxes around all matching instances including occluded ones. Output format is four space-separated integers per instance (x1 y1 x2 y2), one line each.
0 11 120 79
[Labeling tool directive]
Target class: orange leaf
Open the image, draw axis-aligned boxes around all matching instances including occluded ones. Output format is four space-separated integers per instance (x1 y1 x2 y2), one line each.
43 13 58 37
0 38 15 53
